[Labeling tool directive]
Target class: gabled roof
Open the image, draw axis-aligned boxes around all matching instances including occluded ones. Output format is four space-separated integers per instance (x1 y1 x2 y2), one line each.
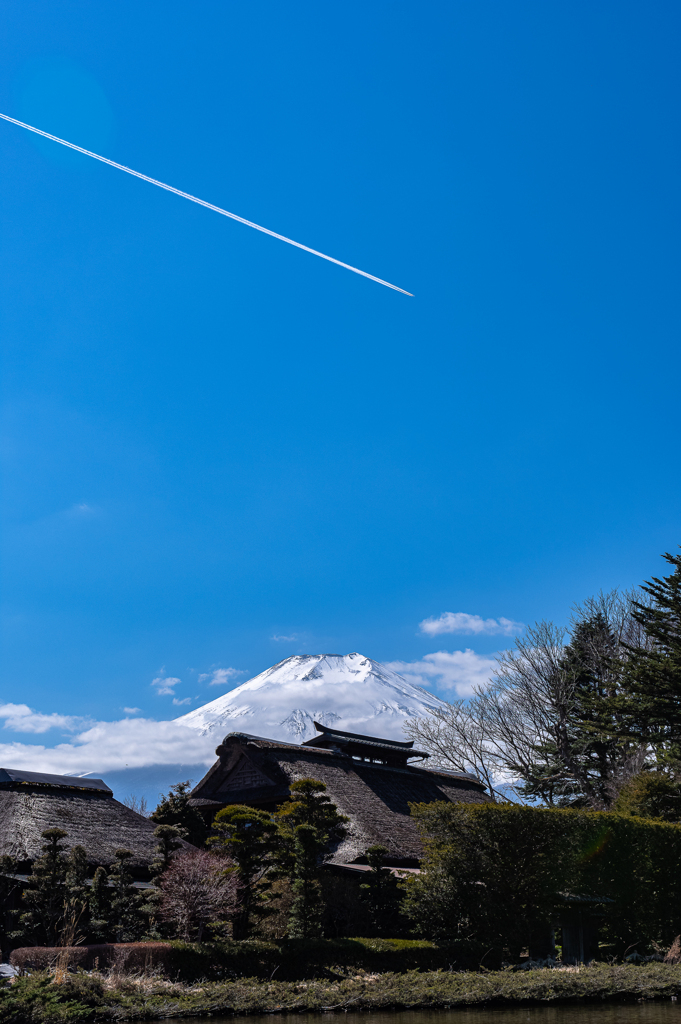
0 768 112 794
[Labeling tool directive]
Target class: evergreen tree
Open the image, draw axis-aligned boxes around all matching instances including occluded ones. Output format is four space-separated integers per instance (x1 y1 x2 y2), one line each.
517 612 639 808
12 829 70 945
108 849 146 942
0 856 19 951
149 825 184 876
150 781 207 846
358 845 401 936
622 549 681 749
211 805 277 939
88 866 112 942
275 778 347 938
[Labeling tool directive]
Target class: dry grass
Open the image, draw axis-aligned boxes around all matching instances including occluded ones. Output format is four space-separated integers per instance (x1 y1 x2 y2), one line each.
4 962 681 1022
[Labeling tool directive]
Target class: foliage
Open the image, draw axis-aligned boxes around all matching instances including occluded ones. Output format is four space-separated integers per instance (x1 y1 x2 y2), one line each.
107 849 147 943
158 849 237 940
149 824 184 877
11 830 89 947
404 800 681 957
86 867 111 943
621 549 681 748
150 780 208 846
358 845 402 936
8 962 681 1021
211 804 278 939
406 590 649 808
0 855 20 950
615 769 681 822
274 778 348 938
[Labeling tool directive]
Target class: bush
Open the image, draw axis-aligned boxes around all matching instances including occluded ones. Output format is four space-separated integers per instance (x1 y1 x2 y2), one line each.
11 942 173 974
163 936 479 981
404 801 681 957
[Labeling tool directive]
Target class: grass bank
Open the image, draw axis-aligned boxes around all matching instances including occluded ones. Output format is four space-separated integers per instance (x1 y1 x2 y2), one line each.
3 964 681 1022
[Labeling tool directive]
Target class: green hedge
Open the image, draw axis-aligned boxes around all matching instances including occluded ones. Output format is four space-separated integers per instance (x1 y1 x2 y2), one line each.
165 936 479 981
403 801 681 957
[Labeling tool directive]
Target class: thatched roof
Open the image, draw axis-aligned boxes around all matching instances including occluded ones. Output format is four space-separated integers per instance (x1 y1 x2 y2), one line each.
190 730 489 866
0 769 161 872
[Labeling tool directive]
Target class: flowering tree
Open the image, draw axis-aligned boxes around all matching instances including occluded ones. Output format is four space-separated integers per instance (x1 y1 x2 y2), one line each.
158 850 237 940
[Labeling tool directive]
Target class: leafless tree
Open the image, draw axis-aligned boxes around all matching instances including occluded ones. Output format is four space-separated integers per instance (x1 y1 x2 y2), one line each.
122 795 149 817
158 850 238 940
406 590 649 808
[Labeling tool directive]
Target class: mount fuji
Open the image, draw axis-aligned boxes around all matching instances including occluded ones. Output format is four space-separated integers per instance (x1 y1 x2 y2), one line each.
175 652 446 742
99 653 445 806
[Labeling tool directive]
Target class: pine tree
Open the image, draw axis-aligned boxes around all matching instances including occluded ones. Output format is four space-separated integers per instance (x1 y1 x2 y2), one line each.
108 849 146 942
12 828 70 945
0 855 19 951
149 825 184 876
150 781 208 847
358 845 401 936
211 805 277 939
88 866 112 942
622 549 681 748
275 779 348 938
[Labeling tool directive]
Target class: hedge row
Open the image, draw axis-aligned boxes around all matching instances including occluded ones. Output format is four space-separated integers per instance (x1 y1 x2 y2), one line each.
11 937 479 981
405 801 681 956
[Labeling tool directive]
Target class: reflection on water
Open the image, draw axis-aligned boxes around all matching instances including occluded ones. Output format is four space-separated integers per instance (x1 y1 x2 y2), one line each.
153 1004 681 1024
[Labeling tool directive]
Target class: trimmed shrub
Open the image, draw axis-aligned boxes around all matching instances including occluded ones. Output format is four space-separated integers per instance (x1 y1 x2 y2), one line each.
10 942 173 974
404 801 681 957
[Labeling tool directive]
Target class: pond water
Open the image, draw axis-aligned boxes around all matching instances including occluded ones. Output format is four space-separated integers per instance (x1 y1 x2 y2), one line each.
151 1006 681 1024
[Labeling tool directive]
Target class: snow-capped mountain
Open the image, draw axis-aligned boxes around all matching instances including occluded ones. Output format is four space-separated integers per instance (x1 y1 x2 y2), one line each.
175 652 445 743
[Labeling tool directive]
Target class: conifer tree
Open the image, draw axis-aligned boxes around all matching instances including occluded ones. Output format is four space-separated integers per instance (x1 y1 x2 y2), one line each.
150 781 207 847
358 845 401 936
149 824 184 876
275 778 347 938
88 866 112 942
108 849 146 942
211 805 277 939
12 828 70 945
0 855 19 950
622 549 681 748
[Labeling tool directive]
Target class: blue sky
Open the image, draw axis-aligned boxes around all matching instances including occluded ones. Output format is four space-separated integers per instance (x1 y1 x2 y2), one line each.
1 1 680 765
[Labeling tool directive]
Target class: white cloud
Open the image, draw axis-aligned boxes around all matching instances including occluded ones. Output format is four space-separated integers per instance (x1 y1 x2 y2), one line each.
123 707 141 715
172 697 192 706
0 703 80 734
151 674 181 696
386 650 499 697
419 612 524 637
0 717 215 775
198 668 243 687
271 634 298 642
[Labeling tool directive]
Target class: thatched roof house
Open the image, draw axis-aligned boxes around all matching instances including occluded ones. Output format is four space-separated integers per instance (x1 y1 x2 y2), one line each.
0 768 161 872
190 723 489 867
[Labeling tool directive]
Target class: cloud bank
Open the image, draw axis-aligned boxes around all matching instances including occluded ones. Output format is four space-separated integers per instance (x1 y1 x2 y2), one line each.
386 650 498 697
419 611 524 637
0 717 216 776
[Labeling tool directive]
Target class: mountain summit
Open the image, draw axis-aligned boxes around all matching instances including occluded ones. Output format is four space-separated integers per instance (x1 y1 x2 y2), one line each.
175 652 445 743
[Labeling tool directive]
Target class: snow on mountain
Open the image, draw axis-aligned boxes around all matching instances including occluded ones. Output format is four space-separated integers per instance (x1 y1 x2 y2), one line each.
175 652 446 743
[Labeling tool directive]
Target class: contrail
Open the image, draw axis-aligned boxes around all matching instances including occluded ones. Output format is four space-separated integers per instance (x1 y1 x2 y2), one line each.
0 111 412 296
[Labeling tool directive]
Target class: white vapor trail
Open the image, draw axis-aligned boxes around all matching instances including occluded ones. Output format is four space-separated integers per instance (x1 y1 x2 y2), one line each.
0 112 412 296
